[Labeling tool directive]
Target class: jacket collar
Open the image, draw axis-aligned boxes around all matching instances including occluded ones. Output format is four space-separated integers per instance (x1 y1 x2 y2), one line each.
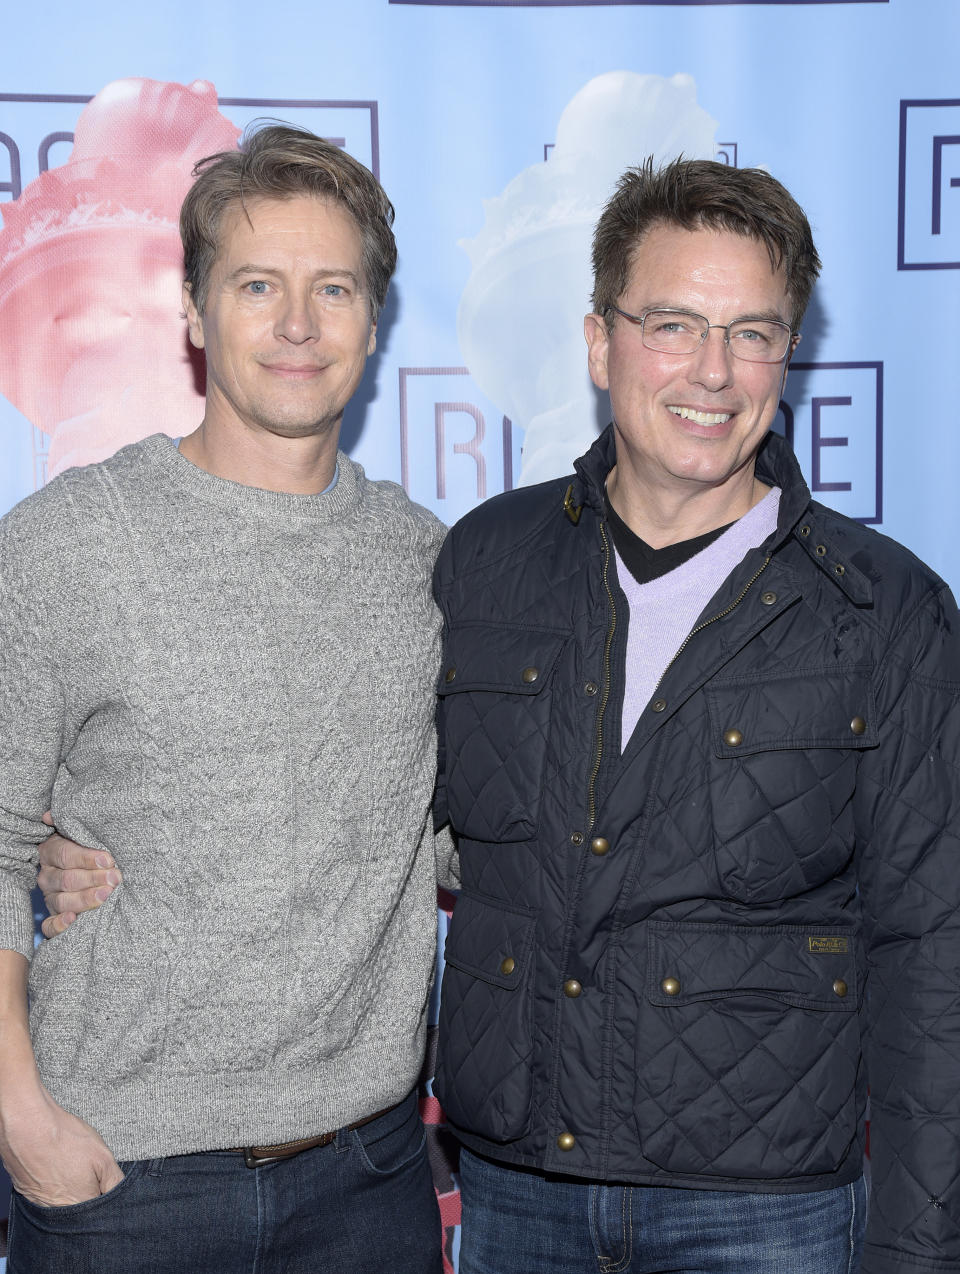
572 424 809 530
570 424 871 606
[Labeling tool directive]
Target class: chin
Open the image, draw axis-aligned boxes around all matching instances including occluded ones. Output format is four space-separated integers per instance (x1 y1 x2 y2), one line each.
251 412 341 440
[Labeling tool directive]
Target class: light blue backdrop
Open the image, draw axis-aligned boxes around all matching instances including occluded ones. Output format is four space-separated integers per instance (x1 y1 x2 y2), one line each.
0 1 957 1267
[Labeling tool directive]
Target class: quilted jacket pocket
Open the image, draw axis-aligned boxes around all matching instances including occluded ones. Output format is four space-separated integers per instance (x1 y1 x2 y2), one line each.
635 920 862 1179
437 624 565 842
704 668 876 902
435 892 536 1142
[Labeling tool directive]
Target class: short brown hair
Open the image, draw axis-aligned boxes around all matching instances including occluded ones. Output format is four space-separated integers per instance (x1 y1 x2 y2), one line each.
591 157 821 331
180 122 397 319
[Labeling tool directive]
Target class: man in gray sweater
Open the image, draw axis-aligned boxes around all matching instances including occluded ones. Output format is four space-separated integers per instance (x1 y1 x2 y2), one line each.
0 124 445 1273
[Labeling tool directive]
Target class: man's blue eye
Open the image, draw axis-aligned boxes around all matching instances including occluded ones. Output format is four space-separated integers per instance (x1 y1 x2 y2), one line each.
323 284 344 297
247 281 269 295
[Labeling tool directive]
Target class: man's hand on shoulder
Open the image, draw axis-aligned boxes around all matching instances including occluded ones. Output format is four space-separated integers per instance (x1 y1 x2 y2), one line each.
37 813 121 938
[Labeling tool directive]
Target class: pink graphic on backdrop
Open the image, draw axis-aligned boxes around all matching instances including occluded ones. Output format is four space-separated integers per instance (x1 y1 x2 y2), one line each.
0 78 239 478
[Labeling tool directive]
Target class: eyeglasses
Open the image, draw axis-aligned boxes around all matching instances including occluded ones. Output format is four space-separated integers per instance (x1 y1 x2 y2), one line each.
606 305 795 364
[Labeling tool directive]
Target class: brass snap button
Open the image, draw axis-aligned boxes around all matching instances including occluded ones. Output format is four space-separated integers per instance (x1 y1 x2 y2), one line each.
651 698 667 713
661 977 681 996
500 957 516 976
850 716 866 736
799 526 811 537
834 563 845 576
522 667 539 684
761 591 777 606
570 831 584 847
833 979 848 998
590 837 610 856
444 668 457 683
584 681 598 696
815 544 827 557
563 979 582 998
557 1132 576 1151
723 728 743 747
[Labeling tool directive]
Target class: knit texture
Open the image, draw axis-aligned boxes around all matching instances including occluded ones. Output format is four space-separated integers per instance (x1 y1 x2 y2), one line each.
0 435 445 1160
616 487 781 747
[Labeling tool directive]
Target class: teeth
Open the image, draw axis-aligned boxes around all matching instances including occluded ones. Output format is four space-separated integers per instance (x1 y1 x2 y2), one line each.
668 406 731 426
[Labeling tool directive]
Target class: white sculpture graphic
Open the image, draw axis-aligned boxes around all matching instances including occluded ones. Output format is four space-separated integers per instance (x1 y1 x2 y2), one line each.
457 71 719 485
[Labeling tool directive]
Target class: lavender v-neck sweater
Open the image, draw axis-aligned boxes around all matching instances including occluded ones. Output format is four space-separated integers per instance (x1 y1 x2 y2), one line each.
617 488 781 749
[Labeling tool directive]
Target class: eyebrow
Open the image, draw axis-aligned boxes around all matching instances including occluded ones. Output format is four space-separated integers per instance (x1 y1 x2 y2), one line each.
225 265 363 288
642 302 791 325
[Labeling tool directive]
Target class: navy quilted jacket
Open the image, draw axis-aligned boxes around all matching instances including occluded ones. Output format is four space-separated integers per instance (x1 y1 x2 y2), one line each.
433 425 960 1274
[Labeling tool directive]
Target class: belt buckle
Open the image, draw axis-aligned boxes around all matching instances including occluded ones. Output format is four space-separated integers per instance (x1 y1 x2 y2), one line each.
243 1146 282 1169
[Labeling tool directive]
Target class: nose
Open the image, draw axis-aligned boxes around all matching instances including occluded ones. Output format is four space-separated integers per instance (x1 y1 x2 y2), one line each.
274 288 319 344
688 324 735 390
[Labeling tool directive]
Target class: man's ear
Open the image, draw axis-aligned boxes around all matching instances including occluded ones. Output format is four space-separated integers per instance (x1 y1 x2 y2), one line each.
367 320 377 357
182 282 204 351
584 313 610 391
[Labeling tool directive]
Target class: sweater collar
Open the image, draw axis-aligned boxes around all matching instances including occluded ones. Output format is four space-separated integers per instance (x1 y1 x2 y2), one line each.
139 433 364 524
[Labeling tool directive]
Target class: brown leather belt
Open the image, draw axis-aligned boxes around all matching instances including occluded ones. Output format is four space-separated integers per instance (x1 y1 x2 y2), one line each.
231 1104 397 1168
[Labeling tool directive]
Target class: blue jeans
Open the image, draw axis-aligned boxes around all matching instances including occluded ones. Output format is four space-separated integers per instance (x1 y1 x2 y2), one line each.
7 1092 442 1274
458 1148 866 1274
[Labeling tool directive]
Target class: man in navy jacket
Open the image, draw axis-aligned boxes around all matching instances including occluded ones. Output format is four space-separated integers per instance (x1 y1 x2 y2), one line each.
431 160 960 1274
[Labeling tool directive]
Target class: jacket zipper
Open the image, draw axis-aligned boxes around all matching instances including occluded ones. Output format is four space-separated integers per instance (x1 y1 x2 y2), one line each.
586 521 617 832
651 554 773 695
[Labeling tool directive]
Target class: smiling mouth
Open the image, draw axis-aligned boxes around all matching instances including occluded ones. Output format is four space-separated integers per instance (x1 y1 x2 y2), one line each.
667 405 732 426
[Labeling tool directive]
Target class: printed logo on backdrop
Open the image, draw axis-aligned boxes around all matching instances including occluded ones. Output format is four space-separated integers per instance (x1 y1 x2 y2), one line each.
898 99 960 269
0 80 381 497
0 88 380 201
776 363 883 524
399 367 520 513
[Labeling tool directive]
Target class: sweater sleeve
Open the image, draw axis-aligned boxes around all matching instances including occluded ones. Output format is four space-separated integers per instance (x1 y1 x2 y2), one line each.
0 505 67 959
854 581 960 1273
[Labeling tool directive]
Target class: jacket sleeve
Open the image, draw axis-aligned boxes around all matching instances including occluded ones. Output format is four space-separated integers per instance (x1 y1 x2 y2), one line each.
0 507 66 959
855 580 960 1273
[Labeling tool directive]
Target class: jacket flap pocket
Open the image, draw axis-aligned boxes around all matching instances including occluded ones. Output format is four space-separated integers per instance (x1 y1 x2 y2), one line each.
443 892 536 989
646 920 858 1012
705 667 877 757
438 624 566 696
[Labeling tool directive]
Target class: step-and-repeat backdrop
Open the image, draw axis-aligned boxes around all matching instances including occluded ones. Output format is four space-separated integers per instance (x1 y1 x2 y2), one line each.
1 0 957 1268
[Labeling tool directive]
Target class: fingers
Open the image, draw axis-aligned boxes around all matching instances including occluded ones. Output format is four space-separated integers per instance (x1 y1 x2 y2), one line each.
35 829 121 941
41 881 118 924
38 832 116 873
41 912 77 940
37 865 121 899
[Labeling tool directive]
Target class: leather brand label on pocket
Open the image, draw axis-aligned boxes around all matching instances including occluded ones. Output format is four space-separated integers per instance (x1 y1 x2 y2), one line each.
808 936 849 954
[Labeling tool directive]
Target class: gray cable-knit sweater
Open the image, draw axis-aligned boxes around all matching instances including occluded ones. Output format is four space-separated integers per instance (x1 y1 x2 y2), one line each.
0 434 446 1161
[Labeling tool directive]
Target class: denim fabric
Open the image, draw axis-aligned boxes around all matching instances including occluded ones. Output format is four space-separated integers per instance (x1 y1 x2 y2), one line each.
7 1092 442 1274
458 1148 866 1274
